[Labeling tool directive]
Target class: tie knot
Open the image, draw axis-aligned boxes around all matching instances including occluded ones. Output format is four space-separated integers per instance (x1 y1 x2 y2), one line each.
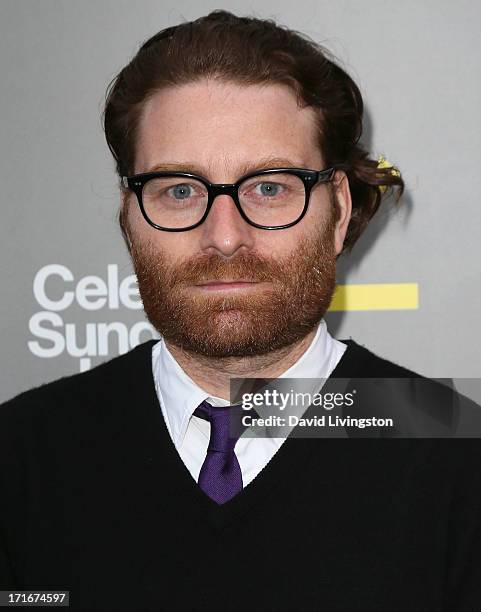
194 400 246 452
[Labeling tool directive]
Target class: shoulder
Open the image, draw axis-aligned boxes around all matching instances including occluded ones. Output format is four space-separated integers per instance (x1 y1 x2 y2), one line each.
337 338 481 438
337 338 423 378
0 339 159 425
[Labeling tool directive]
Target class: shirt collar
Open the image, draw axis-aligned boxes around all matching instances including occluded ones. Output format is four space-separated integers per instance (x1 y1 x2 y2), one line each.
152 319 340 448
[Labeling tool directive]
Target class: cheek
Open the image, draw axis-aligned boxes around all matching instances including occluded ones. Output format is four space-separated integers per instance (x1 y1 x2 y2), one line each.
255 233 299 260
125 198 161 245
129 195 147 226
133 221 199 263
123 195 141 235
309 203 331 229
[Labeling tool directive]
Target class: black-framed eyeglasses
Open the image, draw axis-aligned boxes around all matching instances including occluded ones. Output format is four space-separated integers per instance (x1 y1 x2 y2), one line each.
121 166 337 231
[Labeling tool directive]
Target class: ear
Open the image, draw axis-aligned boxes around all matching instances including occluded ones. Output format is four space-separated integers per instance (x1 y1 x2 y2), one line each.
332 170 352 255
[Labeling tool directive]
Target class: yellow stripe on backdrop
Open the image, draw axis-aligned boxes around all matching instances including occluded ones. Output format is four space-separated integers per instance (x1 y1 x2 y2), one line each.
329 283 419 312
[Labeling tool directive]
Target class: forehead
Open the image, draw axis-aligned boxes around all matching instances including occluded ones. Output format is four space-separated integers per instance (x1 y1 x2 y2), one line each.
135 79 323 177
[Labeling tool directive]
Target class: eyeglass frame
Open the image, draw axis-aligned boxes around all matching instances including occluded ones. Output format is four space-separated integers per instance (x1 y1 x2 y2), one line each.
121 166 337 232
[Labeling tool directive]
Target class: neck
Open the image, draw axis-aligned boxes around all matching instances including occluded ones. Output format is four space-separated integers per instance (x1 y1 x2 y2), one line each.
165 326 318 400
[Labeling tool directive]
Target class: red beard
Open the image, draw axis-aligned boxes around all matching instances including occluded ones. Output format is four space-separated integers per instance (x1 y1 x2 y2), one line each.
129 213 337 358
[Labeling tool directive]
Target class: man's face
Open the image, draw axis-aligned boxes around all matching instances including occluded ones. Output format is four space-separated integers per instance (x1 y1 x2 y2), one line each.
124 79 350 357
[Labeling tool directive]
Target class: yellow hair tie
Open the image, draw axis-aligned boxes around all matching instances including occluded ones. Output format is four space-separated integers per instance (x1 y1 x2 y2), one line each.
377 154 400 194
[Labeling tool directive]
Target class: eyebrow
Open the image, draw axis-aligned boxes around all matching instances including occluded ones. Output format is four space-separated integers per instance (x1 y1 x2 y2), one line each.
142 156 307 178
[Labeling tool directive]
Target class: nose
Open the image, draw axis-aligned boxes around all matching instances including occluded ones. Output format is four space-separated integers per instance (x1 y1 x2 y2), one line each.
198 193 255 257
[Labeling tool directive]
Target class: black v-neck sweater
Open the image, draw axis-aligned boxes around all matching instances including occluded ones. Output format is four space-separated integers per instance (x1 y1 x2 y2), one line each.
0 339 480 611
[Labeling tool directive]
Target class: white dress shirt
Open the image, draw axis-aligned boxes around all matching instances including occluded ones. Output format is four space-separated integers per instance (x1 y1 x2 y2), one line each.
152 319 346 487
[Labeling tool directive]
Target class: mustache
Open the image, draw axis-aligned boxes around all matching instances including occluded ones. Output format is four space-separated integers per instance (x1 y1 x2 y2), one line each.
163 251 287 286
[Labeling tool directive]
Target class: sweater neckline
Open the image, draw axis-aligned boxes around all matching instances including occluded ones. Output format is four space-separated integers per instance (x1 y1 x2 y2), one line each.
130 337 362 529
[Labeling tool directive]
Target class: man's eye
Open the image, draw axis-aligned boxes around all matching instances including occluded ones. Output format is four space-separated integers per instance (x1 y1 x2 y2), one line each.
253 182 284 197
167 183 195 200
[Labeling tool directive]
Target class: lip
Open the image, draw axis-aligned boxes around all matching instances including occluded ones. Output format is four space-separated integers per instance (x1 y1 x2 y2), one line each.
194 280 263 291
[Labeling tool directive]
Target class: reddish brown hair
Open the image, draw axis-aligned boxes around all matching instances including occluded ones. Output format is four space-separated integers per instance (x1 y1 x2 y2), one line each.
102 9 404 253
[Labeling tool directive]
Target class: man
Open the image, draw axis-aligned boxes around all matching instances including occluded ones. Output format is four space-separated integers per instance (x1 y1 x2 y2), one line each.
1 10 480 611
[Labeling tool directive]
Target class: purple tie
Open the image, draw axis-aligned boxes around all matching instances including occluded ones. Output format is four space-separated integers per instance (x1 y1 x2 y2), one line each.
193 400 246 505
